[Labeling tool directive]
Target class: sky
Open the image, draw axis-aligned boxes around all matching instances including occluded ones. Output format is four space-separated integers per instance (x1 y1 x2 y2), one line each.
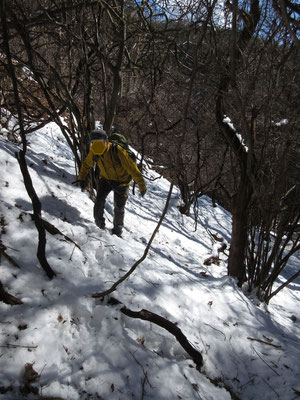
0 118 300 400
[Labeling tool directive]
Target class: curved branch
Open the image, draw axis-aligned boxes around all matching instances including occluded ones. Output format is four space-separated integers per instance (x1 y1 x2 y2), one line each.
16 152 56 279
278 0 300 50
121 306 203 370
0 244 21 268
107 297 203 370
92 182 174 298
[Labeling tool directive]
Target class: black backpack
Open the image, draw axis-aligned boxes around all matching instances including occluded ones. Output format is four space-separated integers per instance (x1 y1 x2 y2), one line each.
108 133 136 163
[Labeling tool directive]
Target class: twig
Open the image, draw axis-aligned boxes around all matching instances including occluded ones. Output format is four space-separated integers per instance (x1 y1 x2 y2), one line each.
204 323 226 340
247 337 282 349
69 245 76 261
261 376 280 398
0 244 21 268
30 214 81 250
251 345 280 376
0 343 37 349
129 351 152 400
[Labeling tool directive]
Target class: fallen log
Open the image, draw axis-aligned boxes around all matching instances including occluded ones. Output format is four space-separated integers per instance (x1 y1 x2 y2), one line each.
107 297 203 370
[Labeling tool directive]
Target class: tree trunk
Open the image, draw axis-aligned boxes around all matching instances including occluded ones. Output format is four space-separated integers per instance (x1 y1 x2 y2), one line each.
228 178 252 285
17 152 56 279
1 1 55 280
215 0 260 285
103 4 126 134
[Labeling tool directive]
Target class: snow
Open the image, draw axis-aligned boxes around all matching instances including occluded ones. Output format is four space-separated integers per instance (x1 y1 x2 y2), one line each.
223 116 249 152
0 122 299 400
274 119 289 127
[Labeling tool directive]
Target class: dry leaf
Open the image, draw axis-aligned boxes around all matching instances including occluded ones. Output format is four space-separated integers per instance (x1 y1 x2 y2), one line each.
136 336 145 346
192 383 199 392
263 335 273 343
57 314 63 323
23 363 39 383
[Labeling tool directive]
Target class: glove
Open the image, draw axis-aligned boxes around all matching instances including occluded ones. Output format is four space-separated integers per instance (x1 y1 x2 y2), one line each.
72 180 87 190
140 189 147 198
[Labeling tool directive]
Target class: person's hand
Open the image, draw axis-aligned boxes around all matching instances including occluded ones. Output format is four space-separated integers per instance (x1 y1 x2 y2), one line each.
140 189 147 197
72 180 86 190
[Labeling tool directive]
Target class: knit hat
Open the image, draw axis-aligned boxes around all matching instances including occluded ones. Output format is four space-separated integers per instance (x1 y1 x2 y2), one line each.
89 129 107 142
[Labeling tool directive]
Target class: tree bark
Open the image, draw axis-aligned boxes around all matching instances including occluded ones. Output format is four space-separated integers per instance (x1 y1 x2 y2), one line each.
215 0 260 284
228 178 252 285
103 3 126 133
16 152 56 279
1 0 56 280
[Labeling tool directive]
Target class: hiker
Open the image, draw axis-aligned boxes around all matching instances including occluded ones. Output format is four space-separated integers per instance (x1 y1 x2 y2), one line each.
74 129 146 237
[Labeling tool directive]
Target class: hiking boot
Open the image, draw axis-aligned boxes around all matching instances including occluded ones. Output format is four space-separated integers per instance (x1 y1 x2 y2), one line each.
96 220 106 230
111 227 122 237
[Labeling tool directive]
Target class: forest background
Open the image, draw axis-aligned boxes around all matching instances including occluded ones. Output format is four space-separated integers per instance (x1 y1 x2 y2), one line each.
0 0 299 302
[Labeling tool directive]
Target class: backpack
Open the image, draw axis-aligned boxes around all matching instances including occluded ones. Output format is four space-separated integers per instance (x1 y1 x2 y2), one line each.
108 132 136 163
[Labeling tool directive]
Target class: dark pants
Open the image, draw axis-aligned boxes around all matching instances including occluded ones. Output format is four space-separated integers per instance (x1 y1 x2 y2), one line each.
94 178 129 233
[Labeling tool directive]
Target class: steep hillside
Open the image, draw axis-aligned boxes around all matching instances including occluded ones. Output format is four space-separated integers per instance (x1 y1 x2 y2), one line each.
0 122 299 400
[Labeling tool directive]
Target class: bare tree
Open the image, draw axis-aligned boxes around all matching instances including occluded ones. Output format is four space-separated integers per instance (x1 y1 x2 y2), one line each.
1 0 299 301
213 0 300 294
0 0 56 279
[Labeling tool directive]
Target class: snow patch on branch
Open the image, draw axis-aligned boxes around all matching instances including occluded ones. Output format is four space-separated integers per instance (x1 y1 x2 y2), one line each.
274 119 288 126
223 115 249 152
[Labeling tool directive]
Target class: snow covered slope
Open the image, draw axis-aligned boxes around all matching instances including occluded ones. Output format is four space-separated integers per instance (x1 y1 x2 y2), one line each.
0 122 299 400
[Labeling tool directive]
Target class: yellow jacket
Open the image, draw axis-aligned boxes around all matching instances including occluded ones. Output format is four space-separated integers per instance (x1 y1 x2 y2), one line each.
78 143 146 192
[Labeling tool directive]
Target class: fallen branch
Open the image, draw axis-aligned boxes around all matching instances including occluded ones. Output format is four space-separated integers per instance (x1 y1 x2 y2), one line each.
30 214 81 250
0 280 23 305
107 297 203 370
247 337 281 349
129 350 152 399
0 244 21 268
0 343 37 349
251 345 280 376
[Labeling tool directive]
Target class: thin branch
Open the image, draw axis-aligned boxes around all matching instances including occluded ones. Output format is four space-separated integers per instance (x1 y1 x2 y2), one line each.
0 343 37 349
247 337 282 349
92 182 174 298
0 244 21 268
0 280 23 306
278 0 300 50
266 269 300 303
251 345 280 376
30 214 81 250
